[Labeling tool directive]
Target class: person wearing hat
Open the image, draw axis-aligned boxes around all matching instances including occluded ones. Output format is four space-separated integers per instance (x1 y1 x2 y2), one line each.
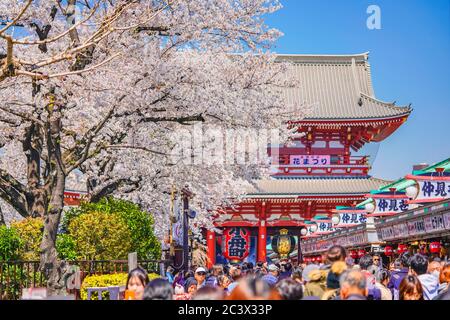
302 264 327 299
262 264 280 287
194 267 207 288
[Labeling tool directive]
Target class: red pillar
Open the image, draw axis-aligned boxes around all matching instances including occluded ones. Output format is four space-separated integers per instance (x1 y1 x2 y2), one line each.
206 230 216 269
258 202 267 263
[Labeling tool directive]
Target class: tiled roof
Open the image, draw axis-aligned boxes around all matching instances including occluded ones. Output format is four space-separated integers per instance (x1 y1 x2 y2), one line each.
276 53 412 120
245 176 391 196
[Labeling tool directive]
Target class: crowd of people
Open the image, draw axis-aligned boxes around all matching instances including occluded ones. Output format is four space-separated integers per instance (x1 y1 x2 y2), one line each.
123 246 450 300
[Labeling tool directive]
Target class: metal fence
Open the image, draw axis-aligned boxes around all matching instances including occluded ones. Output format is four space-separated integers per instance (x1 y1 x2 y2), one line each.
0 259 168 300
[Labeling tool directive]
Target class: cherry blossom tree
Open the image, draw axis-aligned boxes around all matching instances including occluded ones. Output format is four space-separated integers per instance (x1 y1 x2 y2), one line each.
0 0 305 294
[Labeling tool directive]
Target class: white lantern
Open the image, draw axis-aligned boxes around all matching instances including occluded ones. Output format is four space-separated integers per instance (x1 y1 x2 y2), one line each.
365 202 375 213
331 215 340 225
309 223 318 233
405 185 418 199
300 228 307 236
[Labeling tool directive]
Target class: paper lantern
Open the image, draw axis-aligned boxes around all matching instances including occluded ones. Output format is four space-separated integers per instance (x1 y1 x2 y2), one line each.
405 185 419 199
271 229 296 259
300 228 307 236
331 215 340 225
364 202 375 213
430 242 441 254
349 250 358 259
397 244 408 254
315 256 322 263
384 246 393 256
223 227 250 262
309 223 318 233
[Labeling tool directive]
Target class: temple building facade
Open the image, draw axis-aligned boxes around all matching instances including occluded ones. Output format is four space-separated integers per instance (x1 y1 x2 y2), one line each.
207 53 412 266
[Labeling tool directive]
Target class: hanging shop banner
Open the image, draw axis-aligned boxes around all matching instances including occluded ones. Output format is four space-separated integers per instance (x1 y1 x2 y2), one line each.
223 227 250 261
331 208 367 228
444 212 450 229
290 155 330 166
405 174 450 204
424 214 446 233
315 222 338 235
407 218 426 236
172 221 183 245
364 191 409 217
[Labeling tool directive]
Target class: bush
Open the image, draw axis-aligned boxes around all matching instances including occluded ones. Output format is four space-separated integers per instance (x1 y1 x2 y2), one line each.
0 226 23 261
68 211 132 260
10 217 43 260
56 234 78 261
62 197 161 260
80 273 128 300
80 272 160 300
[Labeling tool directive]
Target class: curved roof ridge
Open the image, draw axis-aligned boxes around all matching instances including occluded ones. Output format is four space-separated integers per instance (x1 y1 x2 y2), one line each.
276 52 369 63
360 92 412 116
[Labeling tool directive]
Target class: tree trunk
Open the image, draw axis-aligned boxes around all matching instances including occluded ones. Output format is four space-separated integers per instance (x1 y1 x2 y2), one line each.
40 169 66 296
0 206 5 226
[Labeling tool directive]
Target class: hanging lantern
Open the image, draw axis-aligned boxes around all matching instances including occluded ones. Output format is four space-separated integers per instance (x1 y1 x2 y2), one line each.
397 244 408 254
271 228 296 260
300 228 307 236
384 246 393 256
357 249 366 258
430 242 441 254
349 250 358 259
309 223 318 233
315 256 322 263
364 201 375 213
223 227 250 262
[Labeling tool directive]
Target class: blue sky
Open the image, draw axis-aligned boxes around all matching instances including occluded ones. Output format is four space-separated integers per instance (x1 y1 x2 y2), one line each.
265 0 450 181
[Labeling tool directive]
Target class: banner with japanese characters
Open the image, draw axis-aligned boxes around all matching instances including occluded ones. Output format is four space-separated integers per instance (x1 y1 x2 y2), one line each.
405 174 450 204
315 222 338 235
424 214 446 233
407 218 426 236
289 155 330 166
365 191 409 217
331 208 367 228
444 212 450 230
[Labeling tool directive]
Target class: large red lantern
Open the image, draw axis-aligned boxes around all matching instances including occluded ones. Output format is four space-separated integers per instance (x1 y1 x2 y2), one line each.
223 227 250 262
315 256 322 263
384 246 393 256
357 249 366 258
397 244 408 254
430 242 441 254
349 250 358 259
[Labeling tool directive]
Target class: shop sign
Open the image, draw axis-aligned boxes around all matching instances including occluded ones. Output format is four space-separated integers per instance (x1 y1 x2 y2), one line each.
379 225 395 241
404 175 450 204
332 212 367 228
373 198 409 216
444 212 450 230
424 214 445 233
347 232 367 246
407 218 426 236
393 223 409 239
